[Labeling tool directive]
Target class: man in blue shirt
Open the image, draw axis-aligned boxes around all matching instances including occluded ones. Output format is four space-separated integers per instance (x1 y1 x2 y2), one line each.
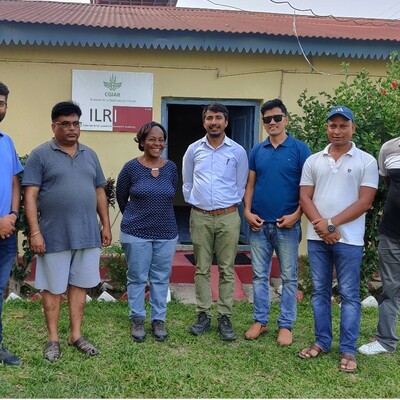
0 82 23 366
244 98 311 346
182 103 248 341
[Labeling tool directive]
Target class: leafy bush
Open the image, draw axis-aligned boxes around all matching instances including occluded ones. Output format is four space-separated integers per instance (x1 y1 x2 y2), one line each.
101 242 127 291
289 51 400 297
11 155 35 286
297 255 313 297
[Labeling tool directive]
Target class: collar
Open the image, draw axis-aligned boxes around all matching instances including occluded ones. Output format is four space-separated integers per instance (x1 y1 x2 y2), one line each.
201 134 232 148
263 132 292 147
50 137 82 152
323 141 356 156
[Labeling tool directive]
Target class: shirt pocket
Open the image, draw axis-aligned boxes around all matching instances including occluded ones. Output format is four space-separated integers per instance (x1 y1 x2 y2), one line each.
215 156 237 181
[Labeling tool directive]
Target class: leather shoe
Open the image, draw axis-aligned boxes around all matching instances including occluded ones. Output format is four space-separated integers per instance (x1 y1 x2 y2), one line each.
277 328 292 346
244 322 268 340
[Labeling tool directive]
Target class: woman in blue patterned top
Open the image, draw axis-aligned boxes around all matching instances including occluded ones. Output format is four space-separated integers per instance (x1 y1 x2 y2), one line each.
116 121 178 342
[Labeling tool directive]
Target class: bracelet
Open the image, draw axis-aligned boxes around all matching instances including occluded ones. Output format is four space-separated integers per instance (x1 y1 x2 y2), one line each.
29 231 41 238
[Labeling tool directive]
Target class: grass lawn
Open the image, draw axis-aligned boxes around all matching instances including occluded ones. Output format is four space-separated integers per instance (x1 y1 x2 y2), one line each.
0 298 399 398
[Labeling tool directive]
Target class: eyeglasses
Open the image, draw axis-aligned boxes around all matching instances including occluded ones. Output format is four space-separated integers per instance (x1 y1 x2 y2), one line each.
54 121 82 129
262 114 286 124
0 101 7 108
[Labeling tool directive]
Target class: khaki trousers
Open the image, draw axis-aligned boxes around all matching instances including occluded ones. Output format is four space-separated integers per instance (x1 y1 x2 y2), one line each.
189 208 241 317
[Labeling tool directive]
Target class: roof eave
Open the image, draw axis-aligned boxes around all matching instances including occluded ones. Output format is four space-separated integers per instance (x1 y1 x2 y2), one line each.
0 21 396 60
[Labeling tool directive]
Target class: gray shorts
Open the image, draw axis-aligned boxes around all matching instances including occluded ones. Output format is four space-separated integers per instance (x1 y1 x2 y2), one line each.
35 248 101 295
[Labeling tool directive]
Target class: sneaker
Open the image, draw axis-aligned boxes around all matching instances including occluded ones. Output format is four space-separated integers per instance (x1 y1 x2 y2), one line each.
151 320 168 342
0 344 21 366
131 318 146 342
189 312 211 336
218 315 237 341
358 340 389 355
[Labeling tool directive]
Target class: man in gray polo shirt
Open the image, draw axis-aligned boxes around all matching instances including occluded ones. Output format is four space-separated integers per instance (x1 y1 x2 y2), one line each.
359 137 400 356
22 101 112 362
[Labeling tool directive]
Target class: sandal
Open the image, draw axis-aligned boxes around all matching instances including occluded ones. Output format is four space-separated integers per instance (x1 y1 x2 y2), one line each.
339 353 357 373
68 336 99 356
44 341 61 362
298 343 326 359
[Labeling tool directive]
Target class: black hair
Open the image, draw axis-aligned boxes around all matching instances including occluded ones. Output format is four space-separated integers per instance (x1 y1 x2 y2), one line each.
134 121 167 152
51 101 82 121
0 82 9 100
202 103 229 121
260 98 288 116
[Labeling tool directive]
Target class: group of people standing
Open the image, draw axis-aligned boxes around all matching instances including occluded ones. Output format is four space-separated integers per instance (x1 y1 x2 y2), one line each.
0 80 399 375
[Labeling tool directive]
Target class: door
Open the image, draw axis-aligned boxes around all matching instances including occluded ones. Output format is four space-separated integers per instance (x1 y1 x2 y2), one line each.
229 106 255 244
162 99 260 245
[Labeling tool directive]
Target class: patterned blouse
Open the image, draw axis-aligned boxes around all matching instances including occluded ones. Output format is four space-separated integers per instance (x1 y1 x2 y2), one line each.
116 157 178 240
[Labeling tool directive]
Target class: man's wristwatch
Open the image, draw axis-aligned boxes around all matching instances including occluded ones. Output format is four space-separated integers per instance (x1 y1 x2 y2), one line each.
327 218 336 232
9 211 19 221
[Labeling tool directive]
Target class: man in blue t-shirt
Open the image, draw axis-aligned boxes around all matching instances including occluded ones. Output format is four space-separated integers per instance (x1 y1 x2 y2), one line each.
243 98 311 346
0 82 23 366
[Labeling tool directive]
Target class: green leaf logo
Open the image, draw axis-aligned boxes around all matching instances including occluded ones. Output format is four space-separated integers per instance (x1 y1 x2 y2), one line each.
104 74 122 91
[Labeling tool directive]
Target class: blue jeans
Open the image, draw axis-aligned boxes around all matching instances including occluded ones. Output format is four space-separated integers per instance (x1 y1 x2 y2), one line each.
250 221 301 329
121 232 178 321
308 240 363 355
0 234 17 343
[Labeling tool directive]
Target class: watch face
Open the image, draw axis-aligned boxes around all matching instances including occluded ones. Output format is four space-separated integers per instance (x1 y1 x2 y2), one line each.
328 225 336 232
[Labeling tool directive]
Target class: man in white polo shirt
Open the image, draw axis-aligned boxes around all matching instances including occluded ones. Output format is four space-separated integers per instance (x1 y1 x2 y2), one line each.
298 105 378 373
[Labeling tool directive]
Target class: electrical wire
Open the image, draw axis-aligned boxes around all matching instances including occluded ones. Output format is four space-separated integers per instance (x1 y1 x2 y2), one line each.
197 0 400 26
195 0 399 73
291 12 330 76
268 0 400 26
375 0 400 19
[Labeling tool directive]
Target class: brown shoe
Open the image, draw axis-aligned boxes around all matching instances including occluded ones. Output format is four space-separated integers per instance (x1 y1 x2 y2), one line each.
244 322 268 340
277 328 292 346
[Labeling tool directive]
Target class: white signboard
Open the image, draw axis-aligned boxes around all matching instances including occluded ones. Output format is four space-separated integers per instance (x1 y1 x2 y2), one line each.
72 70 153 132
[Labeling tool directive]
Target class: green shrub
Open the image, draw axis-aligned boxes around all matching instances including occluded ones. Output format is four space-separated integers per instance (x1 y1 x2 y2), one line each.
101 242 127 291
289 51 400 297
297 255 313 297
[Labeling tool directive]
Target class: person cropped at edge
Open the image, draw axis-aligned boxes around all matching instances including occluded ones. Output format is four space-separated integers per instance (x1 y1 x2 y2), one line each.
116 121 178 343
359 136 400 356
298 105 378 373
0 82 23 366
182 102 248 341
22 101 112 362
243 98 311 346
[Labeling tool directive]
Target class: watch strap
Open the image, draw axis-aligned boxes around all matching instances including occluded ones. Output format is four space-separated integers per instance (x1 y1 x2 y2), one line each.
9 211 19 220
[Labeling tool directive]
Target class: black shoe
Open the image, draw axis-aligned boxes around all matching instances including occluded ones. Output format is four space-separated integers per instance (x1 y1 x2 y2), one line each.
218 315 237 341
189 312 211 336
131 318 146 342
151 320 168 342
0 344 21 366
